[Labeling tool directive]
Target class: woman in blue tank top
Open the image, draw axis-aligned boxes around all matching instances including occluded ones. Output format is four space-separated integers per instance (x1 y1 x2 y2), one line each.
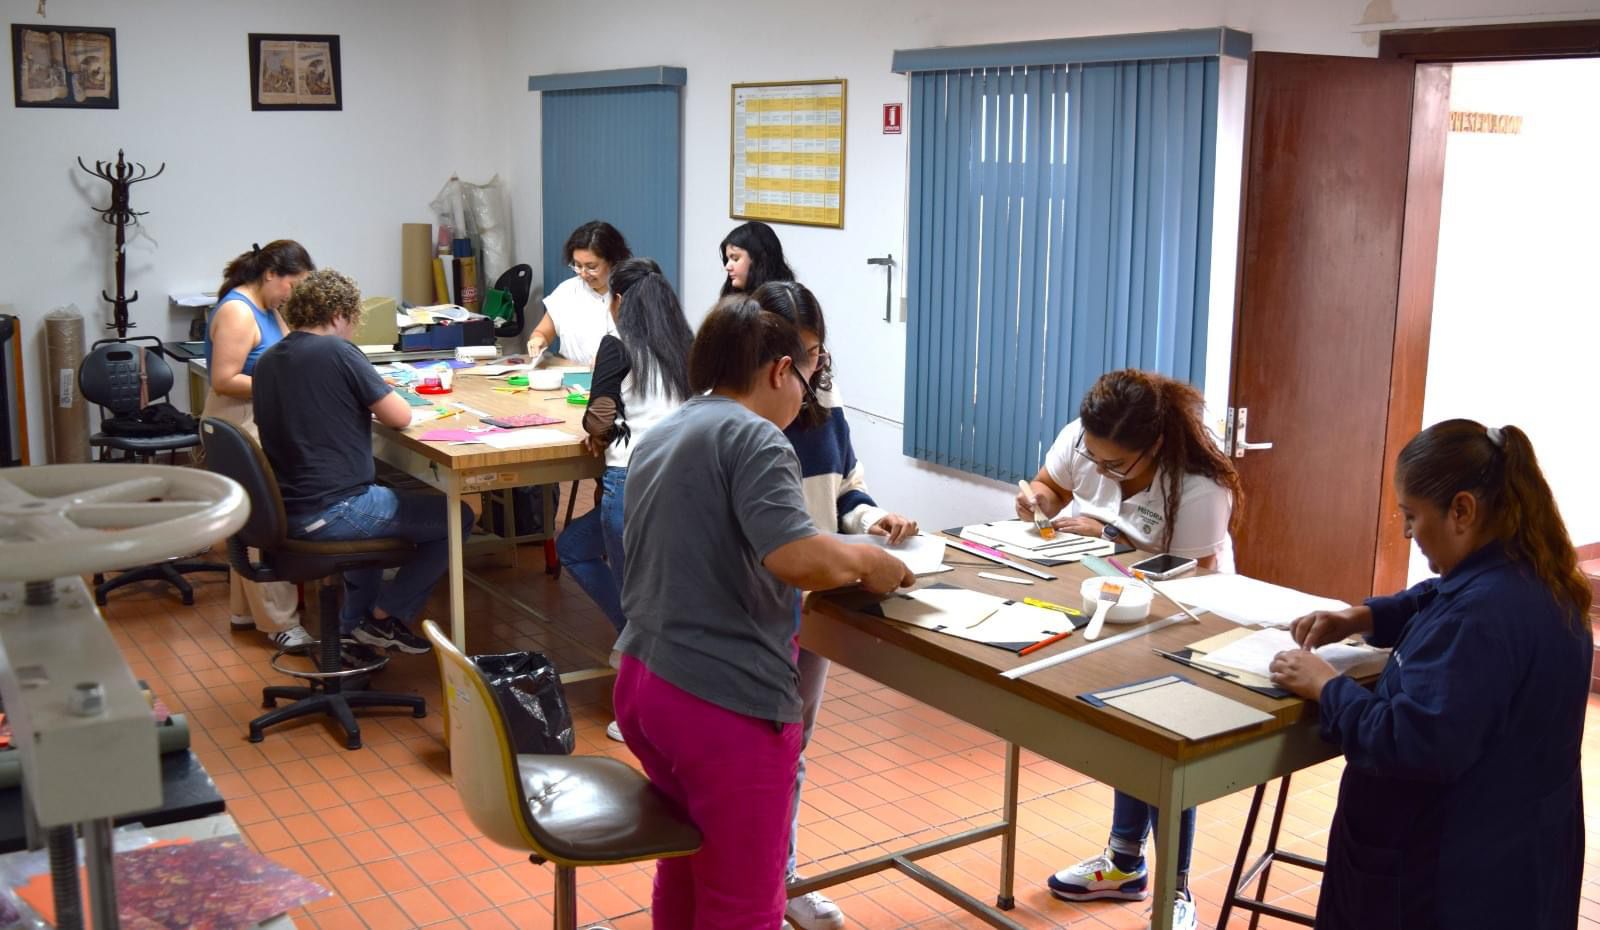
201 240 315 649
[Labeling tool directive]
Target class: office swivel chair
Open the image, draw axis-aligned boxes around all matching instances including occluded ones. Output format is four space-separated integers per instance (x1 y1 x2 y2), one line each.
80 336 228 604
201 417 426 749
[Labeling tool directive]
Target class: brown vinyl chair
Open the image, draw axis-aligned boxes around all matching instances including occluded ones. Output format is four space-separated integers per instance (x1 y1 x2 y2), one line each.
421 620 700 930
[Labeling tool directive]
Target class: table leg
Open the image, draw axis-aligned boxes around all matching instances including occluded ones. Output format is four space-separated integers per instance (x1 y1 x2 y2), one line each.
1151 762 1184 930
998 742 1019 909
447 482 466 651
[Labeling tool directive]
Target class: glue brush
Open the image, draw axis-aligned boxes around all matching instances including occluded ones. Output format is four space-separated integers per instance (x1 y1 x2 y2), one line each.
1017 480 1057 540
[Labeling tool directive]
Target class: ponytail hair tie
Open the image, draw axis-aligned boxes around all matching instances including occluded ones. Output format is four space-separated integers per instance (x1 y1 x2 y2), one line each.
1486 426 1504 448
251 242 262 255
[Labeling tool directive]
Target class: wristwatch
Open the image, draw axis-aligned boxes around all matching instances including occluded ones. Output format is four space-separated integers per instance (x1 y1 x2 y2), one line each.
1101 523 1121 541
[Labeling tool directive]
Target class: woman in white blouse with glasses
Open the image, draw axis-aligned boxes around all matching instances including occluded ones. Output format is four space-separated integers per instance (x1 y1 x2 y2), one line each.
525 220 629 366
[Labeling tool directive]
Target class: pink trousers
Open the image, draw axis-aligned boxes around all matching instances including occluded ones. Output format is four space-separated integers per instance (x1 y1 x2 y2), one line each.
614 655 802 930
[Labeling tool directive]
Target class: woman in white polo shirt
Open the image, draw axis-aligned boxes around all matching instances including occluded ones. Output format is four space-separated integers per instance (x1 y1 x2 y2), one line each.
1016 368 1242 930
525 220 629 365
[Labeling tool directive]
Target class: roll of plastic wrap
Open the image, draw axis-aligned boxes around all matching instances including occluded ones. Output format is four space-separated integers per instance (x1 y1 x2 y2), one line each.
43 306 89 464
401 223 435 306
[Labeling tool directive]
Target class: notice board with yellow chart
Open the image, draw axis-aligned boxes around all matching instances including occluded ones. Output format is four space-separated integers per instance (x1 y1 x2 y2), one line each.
730 79 846 229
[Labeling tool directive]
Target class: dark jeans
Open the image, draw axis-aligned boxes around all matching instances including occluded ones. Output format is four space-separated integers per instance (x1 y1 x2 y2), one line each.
555 466 628 633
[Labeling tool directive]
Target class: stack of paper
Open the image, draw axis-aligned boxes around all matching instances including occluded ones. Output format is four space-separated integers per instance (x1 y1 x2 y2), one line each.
873 586 1072 649
961 520 1116 561
1198 627 1387 679
479 428 575 450
832 532 948 575
1155 573 1348 627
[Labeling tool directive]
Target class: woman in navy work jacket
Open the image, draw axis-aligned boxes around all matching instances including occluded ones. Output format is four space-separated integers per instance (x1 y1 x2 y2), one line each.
1269 419 1590 930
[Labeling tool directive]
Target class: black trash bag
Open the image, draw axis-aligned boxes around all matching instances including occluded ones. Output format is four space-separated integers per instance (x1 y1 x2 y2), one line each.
471 651 575 754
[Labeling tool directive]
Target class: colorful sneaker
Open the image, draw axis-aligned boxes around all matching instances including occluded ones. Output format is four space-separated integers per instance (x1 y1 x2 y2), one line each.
268 625 314 652
338 635 386 669
1046 851 1149 901
352 616 431 654
605 721 624 742
784 876 845 930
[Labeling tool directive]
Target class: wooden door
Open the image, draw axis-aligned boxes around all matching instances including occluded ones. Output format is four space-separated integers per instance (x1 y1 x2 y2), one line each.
1227 53 1449 604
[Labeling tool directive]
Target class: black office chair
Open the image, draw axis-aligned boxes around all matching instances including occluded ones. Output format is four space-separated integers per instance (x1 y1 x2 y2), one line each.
491 263 532 339
200 417 426 750
80 336 228 604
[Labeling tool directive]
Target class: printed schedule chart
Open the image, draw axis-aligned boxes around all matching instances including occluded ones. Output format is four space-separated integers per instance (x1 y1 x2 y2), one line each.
730 80 846 228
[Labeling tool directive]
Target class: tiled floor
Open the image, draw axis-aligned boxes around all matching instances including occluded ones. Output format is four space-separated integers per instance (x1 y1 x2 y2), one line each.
95 500 1600 929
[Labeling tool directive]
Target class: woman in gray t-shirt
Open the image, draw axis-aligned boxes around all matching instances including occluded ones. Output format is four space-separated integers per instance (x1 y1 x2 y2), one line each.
612 296 911 929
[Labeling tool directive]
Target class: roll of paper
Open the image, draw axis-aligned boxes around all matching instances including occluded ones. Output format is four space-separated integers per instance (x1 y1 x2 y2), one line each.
401 223 435 306
43 306 89 463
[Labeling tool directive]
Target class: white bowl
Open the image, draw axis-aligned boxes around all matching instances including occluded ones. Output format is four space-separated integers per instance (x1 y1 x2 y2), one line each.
527 370 564 391
1079 577 1154 624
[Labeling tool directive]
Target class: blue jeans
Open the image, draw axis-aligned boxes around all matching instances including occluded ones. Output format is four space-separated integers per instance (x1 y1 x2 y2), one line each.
786 647 830 878
1109 790 1196 876
293 485 474 633
555 467 628 633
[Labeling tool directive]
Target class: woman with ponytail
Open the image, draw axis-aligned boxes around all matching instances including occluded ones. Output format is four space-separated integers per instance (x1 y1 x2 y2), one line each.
203 240 315 649
1270 420 1590 930
557 259 694 730
1023 369 1240 930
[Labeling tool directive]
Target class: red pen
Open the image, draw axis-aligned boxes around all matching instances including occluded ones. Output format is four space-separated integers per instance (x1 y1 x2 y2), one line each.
1018 628 1074 656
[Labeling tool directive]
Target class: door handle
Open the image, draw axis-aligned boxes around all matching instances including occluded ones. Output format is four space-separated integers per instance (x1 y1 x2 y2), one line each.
1231 407 1274 458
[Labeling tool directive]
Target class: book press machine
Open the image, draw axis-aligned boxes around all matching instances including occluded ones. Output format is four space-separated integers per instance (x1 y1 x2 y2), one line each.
0 464 247 929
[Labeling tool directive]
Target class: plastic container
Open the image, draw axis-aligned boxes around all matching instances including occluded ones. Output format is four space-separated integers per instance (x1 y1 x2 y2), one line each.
528 370 563 391
1078 577 1154 624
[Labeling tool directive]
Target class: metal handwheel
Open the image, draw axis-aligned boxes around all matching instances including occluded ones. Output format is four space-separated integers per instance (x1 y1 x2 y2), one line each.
0 464 248 583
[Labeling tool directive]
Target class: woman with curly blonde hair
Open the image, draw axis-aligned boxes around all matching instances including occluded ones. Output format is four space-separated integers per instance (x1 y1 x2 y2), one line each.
252 269 472 657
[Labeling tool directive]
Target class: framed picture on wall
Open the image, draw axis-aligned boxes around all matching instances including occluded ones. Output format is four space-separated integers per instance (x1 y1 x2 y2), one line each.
11 23 117 109
730 78 847 229
248 33 341 111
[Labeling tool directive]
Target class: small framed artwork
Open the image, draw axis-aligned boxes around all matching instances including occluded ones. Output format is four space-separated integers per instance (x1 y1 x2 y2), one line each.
248 33 341 111
11 23 117 109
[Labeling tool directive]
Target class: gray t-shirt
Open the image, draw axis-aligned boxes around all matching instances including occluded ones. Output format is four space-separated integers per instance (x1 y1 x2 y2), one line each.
616 394 818 723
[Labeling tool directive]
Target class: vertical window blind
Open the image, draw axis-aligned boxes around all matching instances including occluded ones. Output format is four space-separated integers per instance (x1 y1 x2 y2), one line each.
902 55 1221 481
533 69 686 301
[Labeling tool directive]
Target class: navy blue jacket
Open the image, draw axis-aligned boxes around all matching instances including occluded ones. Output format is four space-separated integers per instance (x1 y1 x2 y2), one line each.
1315 543 1589 930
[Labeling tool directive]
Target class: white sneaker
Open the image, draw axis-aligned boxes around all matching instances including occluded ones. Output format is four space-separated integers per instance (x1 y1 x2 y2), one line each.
1147 890 1198 930
269 625 314 651
785 877 845 930
605 720 624 742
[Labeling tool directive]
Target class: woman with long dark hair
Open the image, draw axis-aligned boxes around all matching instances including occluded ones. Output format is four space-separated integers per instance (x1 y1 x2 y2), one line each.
203 239 315 649
752 280 916 930
1271 420 1590 930
1023 369 1242 930
719 220 795 298
557 260 694 743
525 220 631 364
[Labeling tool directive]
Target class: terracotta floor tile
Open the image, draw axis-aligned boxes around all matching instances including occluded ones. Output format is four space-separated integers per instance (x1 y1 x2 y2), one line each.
323 864 383 903
301 837 358 874
340 829 394 865
309 904 367 930
432 876 494 915
468 868 531 907
352 895 416 930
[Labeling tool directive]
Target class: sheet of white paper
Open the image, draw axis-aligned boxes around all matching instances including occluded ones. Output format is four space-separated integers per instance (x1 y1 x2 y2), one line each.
1199 628 1386 679
832 533 947 575
960 524 1115 561
878 589 1070 647
478 428 576 450
1155 573 1348 627
406 407 442 428
1096 676 1273 741
455 363 536 377
358 344 396 355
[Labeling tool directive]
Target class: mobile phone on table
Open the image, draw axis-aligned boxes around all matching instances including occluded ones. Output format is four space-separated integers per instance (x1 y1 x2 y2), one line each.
1129 553 1197 580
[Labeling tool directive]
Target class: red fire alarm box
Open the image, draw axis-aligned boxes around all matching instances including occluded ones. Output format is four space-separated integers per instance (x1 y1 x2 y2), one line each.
883 103 903 135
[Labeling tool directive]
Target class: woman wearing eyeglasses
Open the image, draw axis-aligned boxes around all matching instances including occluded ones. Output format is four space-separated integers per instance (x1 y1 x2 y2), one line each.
524 220 630 365
750 280 917 930
1020 368 1242 930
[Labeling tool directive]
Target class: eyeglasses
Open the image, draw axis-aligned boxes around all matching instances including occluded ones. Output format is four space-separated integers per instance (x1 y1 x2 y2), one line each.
809 347 834 393
791 360 823 410
570 261 604 276
1072 434 1149 481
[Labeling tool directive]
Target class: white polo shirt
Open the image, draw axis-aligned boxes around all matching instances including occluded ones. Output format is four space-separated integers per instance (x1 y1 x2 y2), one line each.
542 275 618 366
1042 419 1235 570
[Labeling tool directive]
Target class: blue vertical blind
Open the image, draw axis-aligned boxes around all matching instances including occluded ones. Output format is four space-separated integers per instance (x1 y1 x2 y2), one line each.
903 58 1219 481
540 84 683 299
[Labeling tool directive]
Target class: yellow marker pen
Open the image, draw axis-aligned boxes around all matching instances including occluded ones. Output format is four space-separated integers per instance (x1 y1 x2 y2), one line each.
1022 596 1083 617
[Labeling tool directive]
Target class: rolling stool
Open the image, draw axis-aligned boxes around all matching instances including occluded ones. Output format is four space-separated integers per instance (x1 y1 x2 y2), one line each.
423 620 700 930
1216 775 1324 928
200 417 426 750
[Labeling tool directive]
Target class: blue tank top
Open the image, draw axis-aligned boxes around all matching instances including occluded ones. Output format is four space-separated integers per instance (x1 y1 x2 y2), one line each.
205 288 285 378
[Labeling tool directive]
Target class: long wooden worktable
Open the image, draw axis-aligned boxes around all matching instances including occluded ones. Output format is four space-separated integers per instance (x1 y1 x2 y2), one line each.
797 551 1340 930
369 369 602 650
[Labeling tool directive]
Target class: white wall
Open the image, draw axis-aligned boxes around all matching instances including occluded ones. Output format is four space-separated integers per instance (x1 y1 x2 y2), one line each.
497 0 1600 531
1409 58 1600 583
0 0 509 445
